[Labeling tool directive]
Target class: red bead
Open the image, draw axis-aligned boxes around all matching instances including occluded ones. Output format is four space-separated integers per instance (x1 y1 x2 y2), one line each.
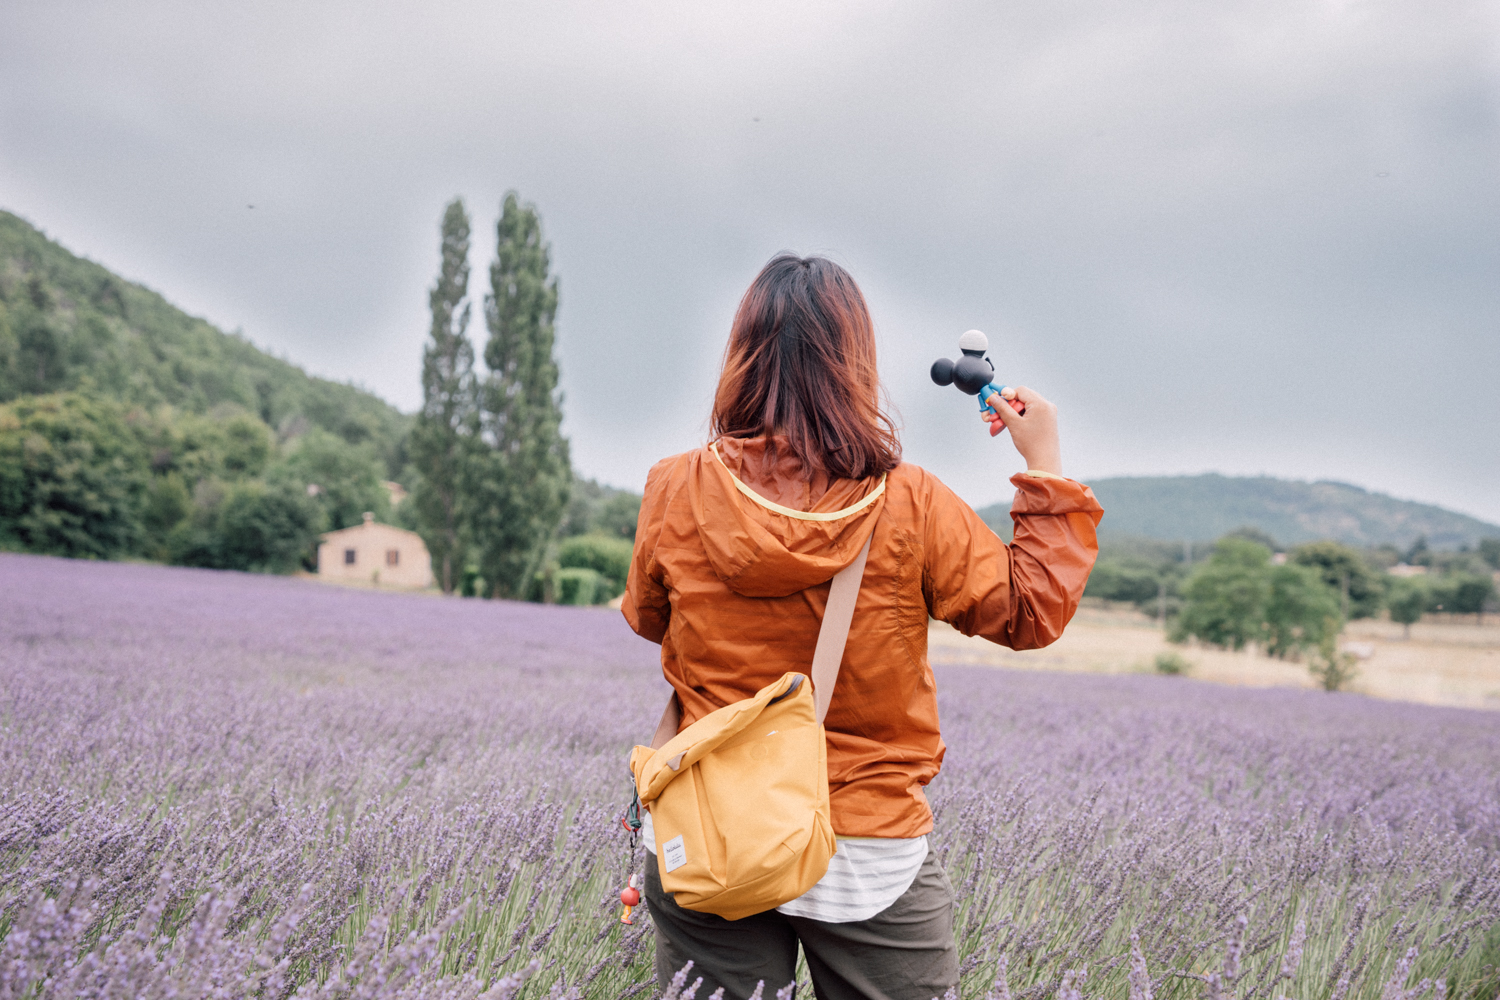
620 887 642 906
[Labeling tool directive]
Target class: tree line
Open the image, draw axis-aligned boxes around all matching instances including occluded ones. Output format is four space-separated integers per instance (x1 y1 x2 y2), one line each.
0 200 641 601
1087 528 1499 688
0 390 398 572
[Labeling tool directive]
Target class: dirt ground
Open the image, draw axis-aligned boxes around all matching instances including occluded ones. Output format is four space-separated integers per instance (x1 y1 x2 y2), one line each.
927 601 1500 711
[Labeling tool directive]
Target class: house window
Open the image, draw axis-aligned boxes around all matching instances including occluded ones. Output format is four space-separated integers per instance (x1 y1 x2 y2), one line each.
344 548 357 565
386 549 400 567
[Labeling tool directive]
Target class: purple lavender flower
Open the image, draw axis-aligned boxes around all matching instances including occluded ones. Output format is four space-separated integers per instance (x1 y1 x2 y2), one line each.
1 553 1497 998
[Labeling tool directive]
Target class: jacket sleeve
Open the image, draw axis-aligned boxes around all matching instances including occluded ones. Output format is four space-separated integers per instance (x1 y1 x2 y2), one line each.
923 471 1103 649
621 456 681 645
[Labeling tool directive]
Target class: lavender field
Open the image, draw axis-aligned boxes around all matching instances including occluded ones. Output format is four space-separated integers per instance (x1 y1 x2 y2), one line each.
2 553 1498 1000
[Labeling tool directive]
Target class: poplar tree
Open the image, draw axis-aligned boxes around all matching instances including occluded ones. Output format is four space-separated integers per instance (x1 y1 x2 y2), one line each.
410 198 477 594
470 192 571 598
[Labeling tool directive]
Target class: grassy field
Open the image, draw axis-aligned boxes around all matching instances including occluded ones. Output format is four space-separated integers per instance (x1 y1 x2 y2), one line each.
929 600 1500 711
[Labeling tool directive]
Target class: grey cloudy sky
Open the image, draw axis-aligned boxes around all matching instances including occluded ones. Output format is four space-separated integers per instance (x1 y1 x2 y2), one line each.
4 0 1498 522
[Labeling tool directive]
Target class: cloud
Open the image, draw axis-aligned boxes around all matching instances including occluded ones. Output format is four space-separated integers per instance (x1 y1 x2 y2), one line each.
3 0 1497 519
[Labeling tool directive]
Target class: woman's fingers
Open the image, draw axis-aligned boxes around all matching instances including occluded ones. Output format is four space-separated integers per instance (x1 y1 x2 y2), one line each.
997 385 1062 475
983 394 1013 433
1011 385 1051 411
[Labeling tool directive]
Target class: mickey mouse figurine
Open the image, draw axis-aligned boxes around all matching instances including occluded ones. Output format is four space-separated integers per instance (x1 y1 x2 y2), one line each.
930 330 1026 437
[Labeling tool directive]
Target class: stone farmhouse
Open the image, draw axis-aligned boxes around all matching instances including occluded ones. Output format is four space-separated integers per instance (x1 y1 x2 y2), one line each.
316 513 433 590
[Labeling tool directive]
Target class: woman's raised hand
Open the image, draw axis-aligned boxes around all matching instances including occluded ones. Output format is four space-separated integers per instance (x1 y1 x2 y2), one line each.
986 385 1061 476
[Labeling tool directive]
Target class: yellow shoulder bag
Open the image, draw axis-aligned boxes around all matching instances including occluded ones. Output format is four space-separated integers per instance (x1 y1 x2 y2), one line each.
627 534 872 921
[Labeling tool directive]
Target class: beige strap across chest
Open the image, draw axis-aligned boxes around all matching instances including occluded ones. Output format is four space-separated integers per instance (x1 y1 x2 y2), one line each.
810 532 873 724
648 532 873 749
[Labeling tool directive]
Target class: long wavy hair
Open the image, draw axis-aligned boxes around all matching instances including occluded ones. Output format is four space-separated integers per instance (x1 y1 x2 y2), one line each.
711 254 901 481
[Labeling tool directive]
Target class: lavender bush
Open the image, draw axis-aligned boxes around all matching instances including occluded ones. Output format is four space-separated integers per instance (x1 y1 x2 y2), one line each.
1 553 1497 999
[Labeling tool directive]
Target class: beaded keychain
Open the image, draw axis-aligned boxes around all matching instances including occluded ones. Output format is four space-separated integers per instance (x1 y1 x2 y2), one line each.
619 784 644 924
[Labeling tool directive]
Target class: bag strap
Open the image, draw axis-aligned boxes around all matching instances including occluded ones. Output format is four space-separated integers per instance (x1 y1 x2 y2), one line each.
647 529 875 748
649 694 681 750
811 532 873 725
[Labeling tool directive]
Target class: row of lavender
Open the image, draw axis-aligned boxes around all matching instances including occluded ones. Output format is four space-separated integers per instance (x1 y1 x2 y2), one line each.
1 553 1497 998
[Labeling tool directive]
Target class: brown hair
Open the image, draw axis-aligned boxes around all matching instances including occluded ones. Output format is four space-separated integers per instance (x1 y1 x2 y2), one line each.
712 254 901 481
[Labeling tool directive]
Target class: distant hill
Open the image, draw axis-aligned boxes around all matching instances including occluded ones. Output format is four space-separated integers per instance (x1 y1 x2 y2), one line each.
976 473 1500 550
0 209 409 473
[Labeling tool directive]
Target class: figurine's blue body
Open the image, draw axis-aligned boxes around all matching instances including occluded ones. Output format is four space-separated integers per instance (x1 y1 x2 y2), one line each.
977 381 1011 420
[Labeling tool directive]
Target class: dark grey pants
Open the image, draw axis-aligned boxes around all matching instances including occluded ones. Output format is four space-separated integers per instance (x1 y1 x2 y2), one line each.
645 849 959 1000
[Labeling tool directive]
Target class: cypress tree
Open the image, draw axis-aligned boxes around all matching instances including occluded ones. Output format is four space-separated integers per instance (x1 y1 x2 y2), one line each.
470 192 572 599
410 198 478 594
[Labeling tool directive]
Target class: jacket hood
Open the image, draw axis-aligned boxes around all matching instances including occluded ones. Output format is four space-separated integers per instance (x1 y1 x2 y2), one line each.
686 436 887 598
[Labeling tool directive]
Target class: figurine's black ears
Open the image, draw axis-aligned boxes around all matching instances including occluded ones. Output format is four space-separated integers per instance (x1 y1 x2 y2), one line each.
931 358 955 386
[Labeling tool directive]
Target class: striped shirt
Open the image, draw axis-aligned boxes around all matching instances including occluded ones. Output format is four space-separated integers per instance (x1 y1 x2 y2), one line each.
640 810 926 923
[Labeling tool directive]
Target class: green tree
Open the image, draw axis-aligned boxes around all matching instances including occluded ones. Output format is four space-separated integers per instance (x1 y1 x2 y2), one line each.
269 427 390 531
214 411 275 477
560 478 642 540
1289 540 1384 619
595 491 642 542
1450 574 1496 624
166 478 229 567
469 192 572 599
1425 576 1458 613
214 481 325 573
1264 563 1341 659
1223 525 1279 552
139 473 191 560
141 407 273 486
1386 577 1427 639
12 300 68 396
1084 560 1166 606
0 391 148 558
1170 537 1273 650
409 198 478 594
1479 538 1500 571
170 478 323 573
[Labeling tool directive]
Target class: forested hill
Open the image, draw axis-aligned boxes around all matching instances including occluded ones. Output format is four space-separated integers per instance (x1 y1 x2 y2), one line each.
0 209 408 471
976 473 1500 549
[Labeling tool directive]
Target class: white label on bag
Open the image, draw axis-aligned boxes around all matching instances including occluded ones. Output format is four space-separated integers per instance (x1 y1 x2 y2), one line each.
662 835 687 873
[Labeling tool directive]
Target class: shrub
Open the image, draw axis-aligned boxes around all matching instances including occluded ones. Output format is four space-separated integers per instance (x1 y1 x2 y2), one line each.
460 565 482 597
557 533 633 592
1153 652 1192 675
554 567 605 606
1308 627 1359 692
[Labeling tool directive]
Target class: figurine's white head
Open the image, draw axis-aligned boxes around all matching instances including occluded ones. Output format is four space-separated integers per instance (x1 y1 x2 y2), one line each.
958 329 989 355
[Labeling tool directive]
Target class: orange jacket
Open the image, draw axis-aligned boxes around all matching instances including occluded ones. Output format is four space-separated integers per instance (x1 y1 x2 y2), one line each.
622 436 1103 838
